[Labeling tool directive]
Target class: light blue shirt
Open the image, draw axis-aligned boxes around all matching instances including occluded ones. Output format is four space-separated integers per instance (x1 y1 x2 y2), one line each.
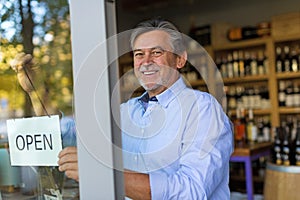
60 116 77 148
121 77 234 199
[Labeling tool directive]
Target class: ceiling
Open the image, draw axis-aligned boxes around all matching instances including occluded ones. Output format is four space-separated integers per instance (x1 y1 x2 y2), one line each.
120 0 275 14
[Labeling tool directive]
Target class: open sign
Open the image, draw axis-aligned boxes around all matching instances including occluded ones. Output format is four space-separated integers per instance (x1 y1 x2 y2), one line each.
15 133 53 151
7 115 62 166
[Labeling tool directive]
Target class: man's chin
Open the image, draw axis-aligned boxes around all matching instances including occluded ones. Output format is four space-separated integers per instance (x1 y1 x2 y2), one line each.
141 82 160 91
142 85 157 91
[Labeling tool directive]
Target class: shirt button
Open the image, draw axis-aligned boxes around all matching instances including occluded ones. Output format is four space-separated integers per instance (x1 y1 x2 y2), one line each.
134 156 137 161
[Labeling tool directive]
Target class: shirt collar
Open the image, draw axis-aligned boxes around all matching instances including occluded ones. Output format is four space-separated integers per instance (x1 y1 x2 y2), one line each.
138 76 187 108
139 93 158 103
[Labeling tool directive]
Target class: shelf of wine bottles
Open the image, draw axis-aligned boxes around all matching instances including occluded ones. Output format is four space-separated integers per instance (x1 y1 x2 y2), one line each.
233 108 271 144
215 48 269 79
225 84 270 110
275 40 300 73
272 115 300 166
278 79 300 107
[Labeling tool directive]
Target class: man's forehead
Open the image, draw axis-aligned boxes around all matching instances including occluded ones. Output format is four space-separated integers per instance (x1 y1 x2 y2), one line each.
133 30 171 50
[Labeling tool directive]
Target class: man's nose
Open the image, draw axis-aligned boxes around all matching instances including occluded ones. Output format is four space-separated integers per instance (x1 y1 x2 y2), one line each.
142 52 154 65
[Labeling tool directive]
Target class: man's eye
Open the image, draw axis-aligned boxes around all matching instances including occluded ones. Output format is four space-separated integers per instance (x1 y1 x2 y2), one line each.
151 50 163 57
134 52 144 58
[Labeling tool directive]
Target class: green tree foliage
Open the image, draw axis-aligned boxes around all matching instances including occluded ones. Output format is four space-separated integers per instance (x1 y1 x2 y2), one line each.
0 0 73 116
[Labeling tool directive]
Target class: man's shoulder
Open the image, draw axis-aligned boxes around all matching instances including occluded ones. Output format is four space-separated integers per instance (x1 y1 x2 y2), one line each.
181 87 213 102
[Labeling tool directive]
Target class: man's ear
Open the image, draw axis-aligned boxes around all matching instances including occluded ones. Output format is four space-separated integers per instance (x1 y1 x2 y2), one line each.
177 51 187 69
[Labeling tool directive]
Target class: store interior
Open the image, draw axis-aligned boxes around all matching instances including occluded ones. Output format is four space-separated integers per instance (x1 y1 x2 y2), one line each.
116 0 300 199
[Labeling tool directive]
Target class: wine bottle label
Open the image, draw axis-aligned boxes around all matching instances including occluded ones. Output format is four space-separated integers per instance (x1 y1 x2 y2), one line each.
278 92 286 102
258 65 264 75
284 60 290 72
247 125 257 142
253 94 262 109
227 63 234 78
291 59 298 72
251 61 258 75
263 127 270 141
286 95 293 107
233 62 239 77
228 28 242 41
294 94 300 106
276 61 283 72
264 59 269 74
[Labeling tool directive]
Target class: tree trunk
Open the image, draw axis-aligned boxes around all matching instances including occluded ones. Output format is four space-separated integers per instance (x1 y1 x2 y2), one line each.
19 0 35 117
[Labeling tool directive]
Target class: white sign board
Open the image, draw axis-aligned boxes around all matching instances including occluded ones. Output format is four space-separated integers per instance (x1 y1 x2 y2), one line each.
7 115 62 166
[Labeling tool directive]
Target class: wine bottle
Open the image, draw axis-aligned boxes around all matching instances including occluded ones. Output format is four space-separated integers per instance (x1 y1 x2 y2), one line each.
221 56 228 78
227 53 234 78
282 128 291 166
234 108 246 143
236 86 244 108
228 26 259 41
291 46 299 72
276 46 283 72
278 81 286 107
295 128 300 166
293 82 300 107
263 50 269 74
253 86 261 109
262 116 271 142
257 50 265 75
247 109 257 143
285 80 294 107
283 45 291 72
256 117 264 142
238 50 245 77
232 51 239 77
244 51 252 76
273 127 282 165
228 86 237 110
250 52 258 76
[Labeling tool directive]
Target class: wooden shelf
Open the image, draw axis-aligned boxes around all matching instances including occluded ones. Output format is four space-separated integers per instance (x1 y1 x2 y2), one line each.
229 109 271 116
273 34 300 43
213 37 271 51
279 107 300 114
276 72 300 80
223 75 269 84
253 109 272 115
188 79 206 87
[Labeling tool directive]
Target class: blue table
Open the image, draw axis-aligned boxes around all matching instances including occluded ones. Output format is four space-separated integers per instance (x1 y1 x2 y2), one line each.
230 142 272 200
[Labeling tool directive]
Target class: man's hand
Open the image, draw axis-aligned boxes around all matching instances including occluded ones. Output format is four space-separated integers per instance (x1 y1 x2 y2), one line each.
10 53 44 93
58 146 79 182
10 53 56 116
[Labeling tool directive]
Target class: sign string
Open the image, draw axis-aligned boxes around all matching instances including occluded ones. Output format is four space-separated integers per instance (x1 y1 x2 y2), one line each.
13 71 19 120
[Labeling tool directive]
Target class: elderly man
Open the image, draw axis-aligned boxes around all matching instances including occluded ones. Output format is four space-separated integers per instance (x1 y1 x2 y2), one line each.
13 18 233 200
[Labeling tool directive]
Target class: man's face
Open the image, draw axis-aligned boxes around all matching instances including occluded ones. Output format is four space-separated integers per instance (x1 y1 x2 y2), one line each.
132 30 183 97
